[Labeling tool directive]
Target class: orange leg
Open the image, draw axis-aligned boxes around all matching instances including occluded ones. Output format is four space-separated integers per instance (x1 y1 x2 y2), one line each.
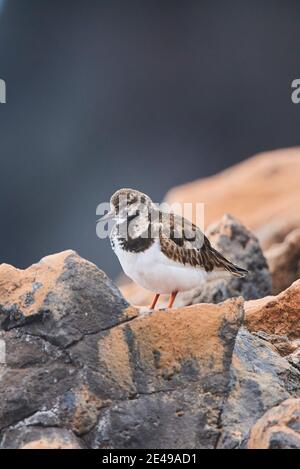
149 293 160 310
167 291 178 309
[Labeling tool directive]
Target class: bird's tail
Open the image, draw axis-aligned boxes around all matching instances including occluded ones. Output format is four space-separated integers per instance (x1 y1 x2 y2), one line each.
210 247 248 278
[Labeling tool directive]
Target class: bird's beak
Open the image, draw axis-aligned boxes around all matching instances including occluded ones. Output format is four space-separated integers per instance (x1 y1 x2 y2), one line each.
96 209 115 224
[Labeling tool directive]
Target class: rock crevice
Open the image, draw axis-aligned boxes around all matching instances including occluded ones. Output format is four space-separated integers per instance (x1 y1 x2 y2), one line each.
0 250 299 448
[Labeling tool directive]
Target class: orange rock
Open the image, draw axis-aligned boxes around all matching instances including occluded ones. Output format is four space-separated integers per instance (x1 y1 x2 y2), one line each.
0 250 246 449
245 279 300 339
0 250 136 344
100 298 244 388
0 251 67 318
265 228 300 294
247 398 300 449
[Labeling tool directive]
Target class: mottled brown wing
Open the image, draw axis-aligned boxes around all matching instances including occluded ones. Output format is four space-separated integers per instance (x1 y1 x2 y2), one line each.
159 211 248 277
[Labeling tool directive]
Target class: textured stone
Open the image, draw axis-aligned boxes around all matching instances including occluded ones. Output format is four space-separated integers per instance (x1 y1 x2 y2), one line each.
0 250 246 449
85 298 245 449
0 250 299 449
1 427 85 449
253 331 300 357
287 345 300 371
247 399 300 449
217 328 300 448
0 250 136 347
0 251 137 439
245 279 300 339
265 228 300 294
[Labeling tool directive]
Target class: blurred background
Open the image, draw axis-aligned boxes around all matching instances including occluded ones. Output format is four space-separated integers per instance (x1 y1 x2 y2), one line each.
0 0 300 277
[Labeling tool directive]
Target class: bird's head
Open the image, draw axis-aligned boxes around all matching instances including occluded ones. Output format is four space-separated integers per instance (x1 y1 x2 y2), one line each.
99 188 153 223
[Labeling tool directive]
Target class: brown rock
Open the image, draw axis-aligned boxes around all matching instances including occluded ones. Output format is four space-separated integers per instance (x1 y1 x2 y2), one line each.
166 147 300 250
86 297 245 449
247 398 300 449
0 250 299 449
0 250 245 449
253 332 300 357
0 250 136 346
0 250 137 436
0 252 67 318
245 279 300 339
265 228 300 294
1 427 85 449
100 298 243 389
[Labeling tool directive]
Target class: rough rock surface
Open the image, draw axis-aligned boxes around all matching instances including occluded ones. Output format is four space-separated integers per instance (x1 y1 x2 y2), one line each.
120 214 272 308
1 427 85 449
218 328 300 448
247 399 300 449
86 298 244 449
244 280 300 387
166 147 300 250
0 250 245 449
0 250 137 449
0 251 299 449
245 279 300 340
265 229 300 295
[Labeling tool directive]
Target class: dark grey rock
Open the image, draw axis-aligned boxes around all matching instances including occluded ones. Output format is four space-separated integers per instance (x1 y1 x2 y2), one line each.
0 250 298 449
0 252 244 449
217 328 300 448
86 391 221 449
247 398 300 449
0 251 132 347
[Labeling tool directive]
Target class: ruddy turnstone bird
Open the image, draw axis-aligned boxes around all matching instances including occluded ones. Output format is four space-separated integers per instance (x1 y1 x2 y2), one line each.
98 188 248 309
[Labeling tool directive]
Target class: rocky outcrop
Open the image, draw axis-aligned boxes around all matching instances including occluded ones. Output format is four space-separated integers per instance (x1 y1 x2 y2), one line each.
247 399 300 449
245 279 300 340
218 328 300 448
0 250 136 346
218 280 300 448
0 250 244 449
120 214 272 308
265 229 300 295
86 298 244 449
0 251 137 448
0 251 299 449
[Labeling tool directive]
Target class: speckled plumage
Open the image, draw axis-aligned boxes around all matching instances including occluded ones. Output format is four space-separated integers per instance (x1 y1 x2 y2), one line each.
103 188 248 306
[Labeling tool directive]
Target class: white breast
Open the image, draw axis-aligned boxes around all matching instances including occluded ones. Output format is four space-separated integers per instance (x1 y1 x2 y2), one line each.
113 237 207 294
